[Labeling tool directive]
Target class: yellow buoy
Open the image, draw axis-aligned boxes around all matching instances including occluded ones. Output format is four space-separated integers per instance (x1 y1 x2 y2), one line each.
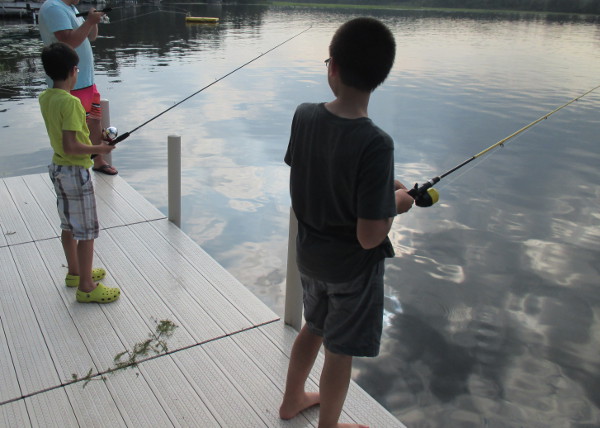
185 16 219 23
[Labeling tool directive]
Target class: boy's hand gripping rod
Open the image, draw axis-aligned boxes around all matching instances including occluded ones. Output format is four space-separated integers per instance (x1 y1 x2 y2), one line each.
408 85 600 207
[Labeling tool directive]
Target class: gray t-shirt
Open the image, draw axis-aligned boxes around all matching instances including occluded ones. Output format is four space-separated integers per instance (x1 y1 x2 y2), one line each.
285 103 397 282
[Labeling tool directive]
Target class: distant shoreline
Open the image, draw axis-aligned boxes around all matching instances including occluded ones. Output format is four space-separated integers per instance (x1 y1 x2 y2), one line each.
270 1 600 17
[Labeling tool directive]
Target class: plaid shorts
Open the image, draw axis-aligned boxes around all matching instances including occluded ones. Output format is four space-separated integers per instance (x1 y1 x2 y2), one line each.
48 164 99 241
301 259 385 357
71 84 102 120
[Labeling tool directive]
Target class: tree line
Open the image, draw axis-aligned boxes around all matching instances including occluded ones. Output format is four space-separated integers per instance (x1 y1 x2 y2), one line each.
411 0 600 14
270 0 600 14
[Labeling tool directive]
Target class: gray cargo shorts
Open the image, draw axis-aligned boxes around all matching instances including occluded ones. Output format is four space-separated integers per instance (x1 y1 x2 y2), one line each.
301 259 385 357
49 164 99 241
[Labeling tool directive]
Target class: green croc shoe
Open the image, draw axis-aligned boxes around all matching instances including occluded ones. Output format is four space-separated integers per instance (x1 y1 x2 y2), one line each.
65 268 106 287
76 282 120 303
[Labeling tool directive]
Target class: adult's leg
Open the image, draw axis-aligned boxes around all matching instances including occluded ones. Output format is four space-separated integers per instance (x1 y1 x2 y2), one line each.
280 324 323 419
73 85 117 174
89 116 117 173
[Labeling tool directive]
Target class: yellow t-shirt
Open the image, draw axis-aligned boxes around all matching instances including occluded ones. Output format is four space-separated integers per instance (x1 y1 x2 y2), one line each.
39 88 93 168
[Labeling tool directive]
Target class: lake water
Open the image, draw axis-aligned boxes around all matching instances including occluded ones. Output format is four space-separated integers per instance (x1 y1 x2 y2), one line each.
1 4 600 426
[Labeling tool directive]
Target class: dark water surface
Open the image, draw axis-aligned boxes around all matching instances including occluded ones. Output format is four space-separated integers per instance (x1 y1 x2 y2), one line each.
1 4 600 426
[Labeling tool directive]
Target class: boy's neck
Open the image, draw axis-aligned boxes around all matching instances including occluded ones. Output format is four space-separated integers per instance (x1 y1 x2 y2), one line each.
52 80 72 92
325 87 370 119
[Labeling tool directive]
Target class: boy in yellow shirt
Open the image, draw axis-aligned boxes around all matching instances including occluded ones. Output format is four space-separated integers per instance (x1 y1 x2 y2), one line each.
39 42 120 303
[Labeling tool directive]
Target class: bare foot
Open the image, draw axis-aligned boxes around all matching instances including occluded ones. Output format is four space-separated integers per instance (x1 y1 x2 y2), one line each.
338 424 369 428
279 391 320 420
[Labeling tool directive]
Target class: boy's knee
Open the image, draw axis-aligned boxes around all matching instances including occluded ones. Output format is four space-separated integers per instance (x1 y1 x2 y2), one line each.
324 347 352 362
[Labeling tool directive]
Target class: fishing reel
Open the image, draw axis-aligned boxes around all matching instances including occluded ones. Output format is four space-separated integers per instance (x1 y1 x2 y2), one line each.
408 177 440 207
102 126 118 144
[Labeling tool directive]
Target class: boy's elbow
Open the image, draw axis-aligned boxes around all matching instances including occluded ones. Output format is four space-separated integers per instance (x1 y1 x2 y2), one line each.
62 145 78 156
356 217 393 249
358 235 384 250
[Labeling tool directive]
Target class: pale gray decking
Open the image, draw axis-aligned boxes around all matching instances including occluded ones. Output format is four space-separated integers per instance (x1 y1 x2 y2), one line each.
0 173 405 428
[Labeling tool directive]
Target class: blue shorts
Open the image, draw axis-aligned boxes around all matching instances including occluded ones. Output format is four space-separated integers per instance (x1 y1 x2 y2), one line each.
301 260 385 357
49 164 99 241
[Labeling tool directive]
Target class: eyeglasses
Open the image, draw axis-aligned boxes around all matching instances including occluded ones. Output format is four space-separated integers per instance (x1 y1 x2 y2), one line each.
75 66 80 72
324 58 331 67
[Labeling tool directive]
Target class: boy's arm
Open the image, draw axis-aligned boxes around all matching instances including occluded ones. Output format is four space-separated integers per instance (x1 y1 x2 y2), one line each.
356 182 414 250
62 130 113 155
54 10 102 47
356 217 394 250
394 180 415 214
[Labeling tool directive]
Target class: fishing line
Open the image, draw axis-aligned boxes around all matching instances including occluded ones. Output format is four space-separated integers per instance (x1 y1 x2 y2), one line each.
408 84 600 207
435 125 533 191
108 25 312 145
108 10 173 25
76 5 186 24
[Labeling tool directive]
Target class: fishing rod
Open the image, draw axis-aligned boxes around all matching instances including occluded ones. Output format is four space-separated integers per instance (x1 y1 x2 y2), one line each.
408 85 600 207
105 25 312 147
75 7 113 18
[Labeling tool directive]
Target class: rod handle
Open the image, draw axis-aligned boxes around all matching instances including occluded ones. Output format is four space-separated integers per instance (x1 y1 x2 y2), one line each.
90 131 129 159
110 132 130 146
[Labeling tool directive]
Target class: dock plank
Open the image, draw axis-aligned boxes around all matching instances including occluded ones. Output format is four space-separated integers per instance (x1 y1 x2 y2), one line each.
26 388 79 428
102 223 238 342
93 230 199 351
95 370 175 427
0 400 30 428
92 175 148 229
136 356 221 427
21 173 62 238
0 314 21 404
3 176 57 242
150 219 278 324
64 380 127 428
203 335 316 428
0 179 32 246
34 238 143 374
93 173 166 222
118 221 277 334
10 241 98 385
172 345 268 427
0 246 60 397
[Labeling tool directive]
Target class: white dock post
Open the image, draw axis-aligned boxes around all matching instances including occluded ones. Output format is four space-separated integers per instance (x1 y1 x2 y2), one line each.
284 207 303 331
100 99 112 165
168 135 182 227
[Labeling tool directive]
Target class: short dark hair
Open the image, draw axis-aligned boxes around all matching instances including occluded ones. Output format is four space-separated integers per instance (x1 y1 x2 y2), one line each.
329 17 396 92
41 42 79 81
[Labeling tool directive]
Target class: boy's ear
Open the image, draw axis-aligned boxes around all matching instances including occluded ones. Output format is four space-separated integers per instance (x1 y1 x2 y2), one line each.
327 57 337 76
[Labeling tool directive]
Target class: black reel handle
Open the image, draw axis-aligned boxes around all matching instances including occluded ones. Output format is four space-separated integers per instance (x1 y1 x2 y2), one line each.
408 177 440 207
109 132 129 146
90 131 129 159
76 7 112 17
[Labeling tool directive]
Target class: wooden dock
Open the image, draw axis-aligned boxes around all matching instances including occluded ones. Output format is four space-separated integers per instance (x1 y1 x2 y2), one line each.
0 172 405 427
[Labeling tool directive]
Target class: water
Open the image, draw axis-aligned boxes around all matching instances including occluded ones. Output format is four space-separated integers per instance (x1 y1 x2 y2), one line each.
2 4 600 426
